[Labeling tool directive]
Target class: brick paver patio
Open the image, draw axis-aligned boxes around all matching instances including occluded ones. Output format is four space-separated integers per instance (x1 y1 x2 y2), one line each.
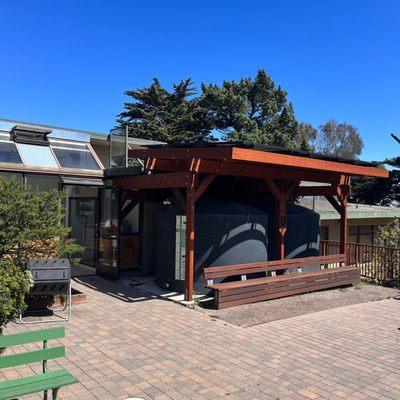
1 276 400 400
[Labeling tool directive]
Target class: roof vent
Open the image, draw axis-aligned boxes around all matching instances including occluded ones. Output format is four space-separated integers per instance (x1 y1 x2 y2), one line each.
11 125 52 146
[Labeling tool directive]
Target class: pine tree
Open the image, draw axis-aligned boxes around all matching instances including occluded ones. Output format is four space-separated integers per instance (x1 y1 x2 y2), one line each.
118 78 214 143
200 69 314 150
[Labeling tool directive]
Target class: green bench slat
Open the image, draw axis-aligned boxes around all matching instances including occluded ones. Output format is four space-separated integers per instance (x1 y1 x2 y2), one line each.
0 346 65 369
0 327 65 348
0 369 78 400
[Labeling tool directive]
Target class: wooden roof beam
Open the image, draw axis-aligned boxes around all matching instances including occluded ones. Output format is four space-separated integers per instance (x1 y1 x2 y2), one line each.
114 172 191 190
130 146 388 178
231 147 388 178
151 159 340 184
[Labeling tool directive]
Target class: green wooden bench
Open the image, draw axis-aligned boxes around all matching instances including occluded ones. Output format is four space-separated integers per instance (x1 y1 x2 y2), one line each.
0 327 78 400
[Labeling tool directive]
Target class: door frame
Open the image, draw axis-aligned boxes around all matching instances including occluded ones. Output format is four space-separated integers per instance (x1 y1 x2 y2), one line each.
96 186 121 280
68 196 98 268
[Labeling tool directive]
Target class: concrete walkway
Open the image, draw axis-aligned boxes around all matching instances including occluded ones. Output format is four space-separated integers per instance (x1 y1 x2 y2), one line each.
2 275 400 400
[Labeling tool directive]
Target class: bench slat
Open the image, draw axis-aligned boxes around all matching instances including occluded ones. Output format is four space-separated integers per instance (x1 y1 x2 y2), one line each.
204 254 346 279
0 346 65 369
219 270 360 302
218 274 359 309
0 327 64 348
0 369 77 400
208 266 357 291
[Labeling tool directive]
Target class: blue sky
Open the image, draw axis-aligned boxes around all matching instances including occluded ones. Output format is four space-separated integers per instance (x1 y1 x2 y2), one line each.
1 1 399 162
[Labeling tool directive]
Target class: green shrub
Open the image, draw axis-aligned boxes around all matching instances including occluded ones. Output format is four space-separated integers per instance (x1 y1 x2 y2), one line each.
0 177 83 332
0 177 83 268
0 259 33 334
374 218 400 284
375 218 400 248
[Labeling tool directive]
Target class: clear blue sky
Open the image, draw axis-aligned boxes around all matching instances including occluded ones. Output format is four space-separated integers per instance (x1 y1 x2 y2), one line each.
1 1 399 162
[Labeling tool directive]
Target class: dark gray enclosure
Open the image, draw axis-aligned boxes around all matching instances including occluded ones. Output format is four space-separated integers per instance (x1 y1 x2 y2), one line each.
267 204 321 269
154 199 321 294
155 198 269 294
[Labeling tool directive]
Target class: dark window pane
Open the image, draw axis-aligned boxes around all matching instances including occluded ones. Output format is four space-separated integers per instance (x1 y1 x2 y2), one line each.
349 226 358 235
320 226 329 240
359 225 373 234
0 172 23 182
53 148 100 170
0 141 22 164
26 174 59 192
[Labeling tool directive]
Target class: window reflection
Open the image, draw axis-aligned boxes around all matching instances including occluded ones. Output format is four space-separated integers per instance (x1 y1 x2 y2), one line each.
0 141 22 164
16 143 58 168
53 148 100 170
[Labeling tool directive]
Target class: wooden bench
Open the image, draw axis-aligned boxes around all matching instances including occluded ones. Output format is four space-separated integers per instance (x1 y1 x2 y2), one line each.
204 254 360 309
0 327 78 400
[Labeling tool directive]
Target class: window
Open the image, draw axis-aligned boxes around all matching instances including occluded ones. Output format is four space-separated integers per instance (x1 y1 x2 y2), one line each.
320 226 329 240
16 143 58 168
0 171 23 182
349 226 358 243
0 140 22 164
348 225 375 245
52 146 101 170
26 174 59 192
359 225 374 245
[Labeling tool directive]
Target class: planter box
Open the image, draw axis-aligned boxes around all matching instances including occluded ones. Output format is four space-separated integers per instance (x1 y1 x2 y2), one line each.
53 288 88 307
26 288 87 311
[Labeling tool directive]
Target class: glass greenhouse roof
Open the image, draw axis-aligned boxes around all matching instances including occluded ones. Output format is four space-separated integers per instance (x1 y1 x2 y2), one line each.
0 131 103 173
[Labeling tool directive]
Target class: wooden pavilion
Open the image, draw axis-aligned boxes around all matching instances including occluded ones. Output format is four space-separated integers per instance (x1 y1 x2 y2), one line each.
111 143 388 303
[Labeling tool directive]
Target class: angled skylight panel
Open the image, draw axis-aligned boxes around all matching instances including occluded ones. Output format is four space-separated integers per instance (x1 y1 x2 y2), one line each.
0 133 23 164
50 140 102 171
16 143 59 168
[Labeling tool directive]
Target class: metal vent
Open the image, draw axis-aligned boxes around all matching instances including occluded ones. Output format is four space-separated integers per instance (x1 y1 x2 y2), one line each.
11 125 52 146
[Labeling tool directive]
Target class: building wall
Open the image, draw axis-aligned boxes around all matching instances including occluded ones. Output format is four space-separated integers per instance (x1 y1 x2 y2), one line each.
91 142 109 169
321 218 392 245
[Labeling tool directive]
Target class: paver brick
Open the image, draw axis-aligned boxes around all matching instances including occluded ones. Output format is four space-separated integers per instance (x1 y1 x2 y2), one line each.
1 275 399 399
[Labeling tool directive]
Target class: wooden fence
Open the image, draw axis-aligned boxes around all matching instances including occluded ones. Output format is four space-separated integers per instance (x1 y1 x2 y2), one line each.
320 240 400 283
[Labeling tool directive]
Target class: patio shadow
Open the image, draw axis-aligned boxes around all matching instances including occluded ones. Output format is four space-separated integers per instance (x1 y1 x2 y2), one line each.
73 274 163 303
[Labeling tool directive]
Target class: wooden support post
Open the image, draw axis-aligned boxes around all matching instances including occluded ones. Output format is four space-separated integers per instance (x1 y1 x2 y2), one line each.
326 175 350 264
339 194 348 261
184 176 195 302
184 163 215 301
277 195 287 261
266 180 298 261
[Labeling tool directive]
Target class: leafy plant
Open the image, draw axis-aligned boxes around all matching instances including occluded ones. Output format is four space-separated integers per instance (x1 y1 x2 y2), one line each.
0 177 83 268
375 218 400 248
0 259 33 334
0 177 83 332
373 218 400 284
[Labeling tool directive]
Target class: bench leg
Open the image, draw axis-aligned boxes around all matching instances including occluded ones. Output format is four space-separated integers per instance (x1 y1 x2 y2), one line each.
44 390 48 400
52 388 59 400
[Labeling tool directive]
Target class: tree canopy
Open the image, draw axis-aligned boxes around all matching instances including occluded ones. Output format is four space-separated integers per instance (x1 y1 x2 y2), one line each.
118 70 315 149
118 78 213 143
351 156 400 206
311 120 364 159
200 70 315 150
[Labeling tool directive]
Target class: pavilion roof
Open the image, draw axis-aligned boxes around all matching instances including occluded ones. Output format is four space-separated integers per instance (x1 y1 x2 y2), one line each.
127 142 388 179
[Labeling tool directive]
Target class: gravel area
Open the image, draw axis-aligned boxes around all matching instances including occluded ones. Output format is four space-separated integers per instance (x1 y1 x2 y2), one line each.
199 282 400 327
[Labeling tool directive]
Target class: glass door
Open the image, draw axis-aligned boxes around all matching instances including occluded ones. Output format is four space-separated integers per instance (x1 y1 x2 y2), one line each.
69 198 97 267
97 188 120 279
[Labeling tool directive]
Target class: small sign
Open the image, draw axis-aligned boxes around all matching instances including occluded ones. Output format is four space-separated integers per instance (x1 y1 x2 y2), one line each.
175 215 186 281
